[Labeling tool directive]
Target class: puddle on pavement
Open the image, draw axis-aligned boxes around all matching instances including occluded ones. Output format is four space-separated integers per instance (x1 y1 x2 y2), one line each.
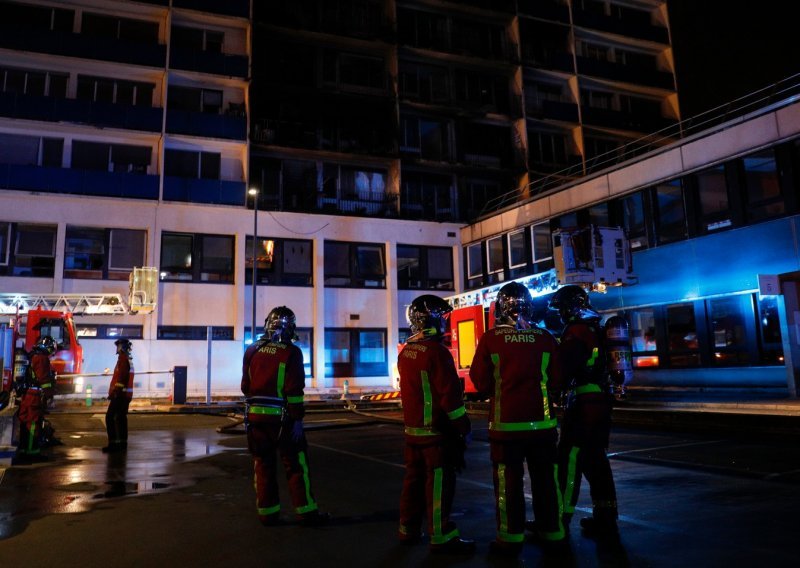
0 427 237 540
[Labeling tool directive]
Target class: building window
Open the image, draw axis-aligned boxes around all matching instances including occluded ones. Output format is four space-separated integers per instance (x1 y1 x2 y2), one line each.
321 164 387 202
459 179 501 221
665 303 700 367
4 2 74 32
466 242 483 285
76 75 154 107
531 222 553 272
324 241 385 288
157 326 235 340
160 232 234 283
396 245 453 290
757 296 783 365
400 172 453 221
164 149 221 179
742 149 784 222
694 165 732 232
64 227 146 280
171 25 224 53
707 295 753 365
168 86 223 114
81 12 159 44
0 133 63 168
324 328 387 378
245 236 313 286
1 66 68 98
507 230 526 270
71 141 151 174
629 308 658 368
486 236 504 275
0 223 57 277
654 180 687 244
76 325 143 339
618 190 649 250
323 51 385 90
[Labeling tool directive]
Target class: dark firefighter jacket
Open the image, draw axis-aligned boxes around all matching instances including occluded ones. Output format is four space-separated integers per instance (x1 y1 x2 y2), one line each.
108 352 134 401
29 350 54 397
398 339 470 445
242 340 305 424
469 326 563 440
560 320 607 391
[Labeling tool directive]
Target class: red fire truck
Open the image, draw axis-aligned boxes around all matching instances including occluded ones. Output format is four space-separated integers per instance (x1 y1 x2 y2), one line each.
444 225 636 399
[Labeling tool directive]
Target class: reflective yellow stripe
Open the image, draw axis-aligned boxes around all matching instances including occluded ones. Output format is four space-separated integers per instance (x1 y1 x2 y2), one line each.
447 405 466 420
404 426 441 436
421 370 432 427
574 384 602 395
249 406 283 416
540 351 551 421
277 362 286 398
39 383 52 389
490 418 558 431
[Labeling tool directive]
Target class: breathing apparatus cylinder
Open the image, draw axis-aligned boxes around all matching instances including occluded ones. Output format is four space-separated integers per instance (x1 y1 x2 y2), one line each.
605 315 633 398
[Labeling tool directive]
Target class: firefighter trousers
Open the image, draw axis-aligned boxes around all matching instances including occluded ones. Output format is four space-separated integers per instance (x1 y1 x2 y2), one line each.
247 422 319 522
106 397 130 446
399 441 460 545
558 392 618 523
17 391 44 455
490 430 565 544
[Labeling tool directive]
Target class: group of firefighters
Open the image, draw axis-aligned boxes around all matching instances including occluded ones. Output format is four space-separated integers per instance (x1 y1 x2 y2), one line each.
13 336 134 463
241 282 622 557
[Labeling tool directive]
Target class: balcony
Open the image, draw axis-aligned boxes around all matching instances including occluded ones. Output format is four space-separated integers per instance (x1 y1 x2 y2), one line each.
316 192 399 218
0 92 162 132
572 11 670 44
169 47 248 79
172 0 249 19
518 0 570 23
166 109 247 140
581 106 677 132
0 27 167 68
0 164 159 199
575 57 675 90
163 176 246 205
521 49 574 73
526 99 579 123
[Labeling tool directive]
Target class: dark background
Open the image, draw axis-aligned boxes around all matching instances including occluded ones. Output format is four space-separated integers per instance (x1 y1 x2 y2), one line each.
668 1 799 118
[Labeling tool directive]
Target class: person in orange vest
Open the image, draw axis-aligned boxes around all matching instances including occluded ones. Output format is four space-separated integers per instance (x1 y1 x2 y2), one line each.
103 338 134 453
398 295 475 555
241 306 329 527
470 282 568 557
549 285 619 539
15 336 56 463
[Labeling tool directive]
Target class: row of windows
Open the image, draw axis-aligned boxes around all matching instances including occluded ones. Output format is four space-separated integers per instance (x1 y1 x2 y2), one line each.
621 294 782 369
76 325 389 379
0 222 453 290
464 140 800 289
0 133 226 180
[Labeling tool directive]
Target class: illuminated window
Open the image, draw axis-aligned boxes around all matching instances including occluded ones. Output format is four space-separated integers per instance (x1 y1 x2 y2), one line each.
160 232 234 283
324 328 387 378
324 240 385 288
245 236 312 286
707 295 751 365
487 236 504 274
629 308 658 368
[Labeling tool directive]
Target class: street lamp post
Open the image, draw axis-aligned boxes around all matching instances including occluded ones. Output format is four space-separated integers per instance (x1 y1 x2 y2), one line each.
248 187 259 343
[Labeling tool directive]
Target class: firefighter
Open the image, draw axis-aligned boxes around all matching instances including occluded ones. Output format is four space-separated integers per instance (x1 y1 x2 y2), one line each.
103 339 134 453
241 306 328 527
470 282 567 556
398 295 475 555
16 335 56 462
549 285 619 538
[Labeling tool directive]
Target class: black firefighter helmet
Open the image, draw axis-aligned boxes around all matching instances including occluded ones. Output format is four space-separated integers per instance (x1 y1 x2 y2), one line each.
494 282 535 329
264 306 297 343
549 285 600 324
406 295 452 340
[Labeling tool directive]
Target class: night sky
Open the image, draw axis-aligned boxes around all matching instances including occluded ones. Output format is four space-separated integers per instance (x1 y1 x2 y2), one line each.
668 0 800 118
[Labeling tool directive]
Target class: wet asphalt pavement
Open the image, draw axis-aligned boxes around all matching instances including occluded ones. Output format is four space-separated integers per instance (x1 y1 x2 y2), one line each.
1 405 800 567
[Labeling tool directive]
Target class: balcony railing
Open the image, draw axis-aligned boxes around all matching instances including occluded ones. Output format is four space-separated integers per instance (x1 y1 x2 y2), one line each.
316 192 399 217
0 92 162 132
575 57 675 90
163 177 246 205
166 109 247 140
0 164 159 199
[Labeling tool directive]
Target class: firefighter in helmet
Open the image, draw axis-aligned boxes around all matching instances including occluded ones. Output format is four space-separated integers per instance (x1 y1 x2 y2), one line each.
398 294 474 554
470 282 567 556
241 306 328 527
103 338 134 453
15 335 56 462
549 285 619 538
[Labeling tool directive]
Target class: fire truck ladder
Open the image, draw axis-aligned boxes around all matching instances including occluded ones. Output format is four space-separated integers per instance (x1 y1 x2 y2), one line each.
0 294 130 315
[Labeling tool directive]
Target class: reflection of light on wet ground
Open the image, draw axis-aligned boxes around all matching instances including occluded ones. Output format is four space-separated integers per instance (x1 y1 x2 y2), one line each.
0 426 234 539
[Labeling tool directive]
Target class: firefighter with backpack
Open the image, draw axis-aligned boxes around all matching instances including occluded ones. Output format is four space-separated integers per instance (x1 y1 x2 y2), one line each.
14 335 56 463
548 285 623 539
